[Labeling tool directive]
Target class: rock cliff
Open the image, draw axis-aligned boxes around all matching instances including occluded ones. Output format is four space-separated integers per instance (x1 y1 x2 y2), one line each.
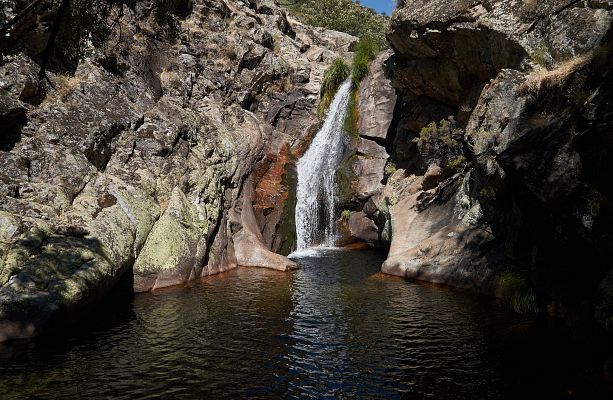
0 0 355 340
351 0 613 331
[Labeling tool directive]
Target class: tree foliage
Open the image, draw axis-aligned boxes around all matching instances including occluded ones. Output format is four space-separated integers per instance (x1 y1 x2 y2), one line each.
279 0 388 49
55 0 125 60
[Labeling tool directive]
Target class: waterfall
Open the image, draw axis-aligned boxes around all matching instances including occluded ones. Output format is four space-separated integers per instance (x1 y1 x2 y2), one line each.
293 79 352 253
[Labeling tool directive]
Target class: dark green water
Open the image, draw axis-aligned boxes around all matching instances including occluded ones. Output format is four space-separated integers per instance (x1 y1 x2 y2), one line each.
0 250 610 399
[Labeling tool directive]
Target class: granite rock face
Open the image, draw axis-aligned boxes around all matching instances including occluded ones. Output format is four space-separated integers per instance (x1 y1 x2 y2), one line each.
375 0 613 321
0 0 355 340
335 49 395 247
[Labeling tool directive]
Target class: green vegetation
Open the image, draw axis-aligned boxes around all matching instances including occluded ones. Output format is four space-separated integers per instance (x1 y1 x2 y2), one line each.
529 43 550 68
335 152 359 210
351 37 378 87
479 186 496 200
344 89 360 136
584 186 604 217
343 37 379 134
469 129 497 155
384 161 397 176
278 0 388 49
496 271 539 315
447 155 467 172
341 209 352 225
414 117 465 169
319 58 350 116
55 0 123 60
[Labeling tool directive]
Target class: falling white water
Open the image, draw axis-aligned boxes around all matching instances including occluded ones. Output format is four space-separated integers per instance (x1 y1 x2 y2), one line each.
293 79 352 253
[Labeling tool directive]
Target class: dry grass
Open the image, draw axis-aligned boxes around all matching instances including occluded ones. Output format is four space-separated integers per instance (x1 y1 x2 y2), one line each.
460 102 472 113
209 39 239 70
522 0 538 13
42 74 82 103
454 0 473 13
518 51 594 96
266 75 293 94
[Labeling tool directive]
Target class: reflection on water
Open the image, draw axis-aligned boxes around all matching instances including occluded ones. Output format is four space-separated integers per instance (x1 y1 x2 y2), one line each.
0 250 610 399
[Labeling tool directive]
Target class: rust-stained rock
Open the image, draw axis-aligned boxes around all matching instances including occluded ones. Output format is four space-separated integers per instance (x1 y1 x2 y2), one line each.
231 180 298 271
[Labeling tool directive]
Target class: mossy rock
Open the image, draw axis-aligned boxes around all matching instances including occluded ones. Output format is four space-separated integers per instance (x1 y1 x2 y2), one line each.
134 187 206 275
335 151 360 211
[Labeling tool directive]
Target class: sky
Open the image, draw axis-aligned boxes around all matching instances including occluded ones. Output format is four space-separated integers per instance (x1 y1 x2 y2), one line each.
355 0 396 15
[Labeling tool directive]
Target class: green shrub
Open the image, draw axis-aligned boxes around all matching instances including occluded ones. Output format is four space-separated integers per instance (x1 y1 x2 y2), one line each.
496 271 539 315
479 186 496 200
469 129 498 155
341 209 351 225
530 43 550 68
414 117 465 168
321 58 350 96
447 155 467 172
384 162 397 176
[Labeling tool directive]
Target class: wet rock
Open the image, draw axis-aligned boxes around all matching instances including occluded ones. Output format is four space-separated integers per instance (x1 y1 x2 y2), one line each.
231 180 297 271
347 211 379 245
382 225 498 293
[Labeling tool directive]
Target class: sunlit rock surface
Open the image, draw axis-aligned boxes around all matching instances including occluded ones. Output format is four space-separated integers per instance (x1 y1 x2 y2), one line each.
0 0 355 340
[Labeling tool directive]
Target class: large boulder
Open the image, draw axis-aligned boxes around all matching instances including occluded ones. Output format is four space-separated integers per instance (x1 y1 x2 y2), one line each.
230 180 297 271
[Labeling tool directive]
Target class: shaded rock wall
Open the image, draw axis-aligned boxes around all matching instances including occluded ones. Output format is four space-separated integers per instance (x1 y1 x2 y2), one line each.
0 0 355 340
362 0 613 328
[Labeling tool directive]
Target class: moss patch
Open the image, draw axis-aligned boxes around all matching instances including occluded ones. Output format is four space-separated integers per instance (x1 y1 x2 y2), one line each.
335 152 359 210
134 188 205 274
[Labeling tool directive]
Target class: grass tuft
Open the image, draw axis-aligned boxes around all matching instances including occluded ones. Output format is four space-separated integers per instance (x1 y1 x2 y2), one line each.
496 271 539 315
351 37 378 87
318 58 350 116
518 51 594 96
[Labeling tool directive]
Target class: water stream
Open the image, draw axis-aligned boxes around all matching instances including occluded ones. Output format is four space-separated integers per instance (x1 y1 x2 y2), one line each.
294 79 352 253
